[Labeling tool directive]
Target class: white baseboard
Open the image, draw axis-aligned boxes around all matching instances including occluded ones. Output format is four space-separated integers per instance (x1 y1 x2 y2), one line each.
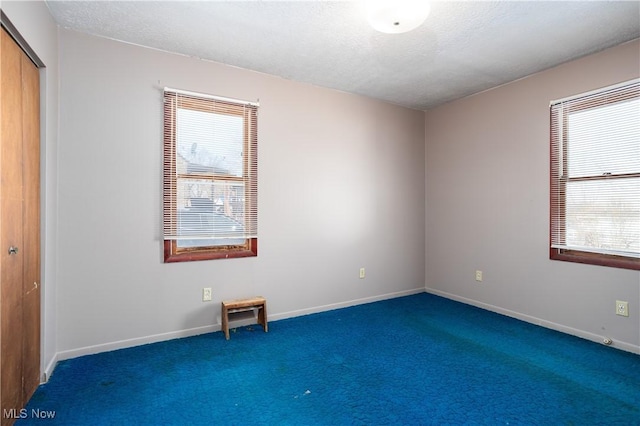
42 353 58 383
50 288 425 375
56 324 218 362
425 287 640 355
268 287 425 322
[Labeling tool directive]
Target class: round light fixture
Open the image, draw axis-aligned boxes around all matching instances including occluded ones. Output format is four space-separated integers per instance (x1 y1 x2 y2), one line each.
366 0 431 34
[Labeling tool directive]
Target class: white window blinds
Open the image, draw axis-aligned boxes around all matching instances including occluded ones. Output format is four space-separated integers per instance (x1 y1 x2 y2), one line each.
163 88 258 245
550 79 640 259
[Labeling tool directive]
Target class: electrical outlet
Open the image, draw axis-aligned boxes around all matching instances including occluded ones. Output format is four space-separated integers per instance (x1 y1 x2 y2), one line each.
202 288 212 302
475 270 483 282
616 300 628 317
359 267 365 279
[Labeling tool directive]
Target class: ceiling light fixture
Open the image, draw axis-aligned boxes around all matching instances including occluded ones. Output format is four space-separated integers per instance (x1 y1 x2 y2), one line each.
366 0 431 34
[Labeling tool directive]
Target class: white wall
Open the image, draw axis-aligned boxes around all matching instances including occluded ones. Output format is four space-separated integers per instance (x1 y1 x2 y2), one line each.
1 0 59 379
425 40 640 353
56 29 425 357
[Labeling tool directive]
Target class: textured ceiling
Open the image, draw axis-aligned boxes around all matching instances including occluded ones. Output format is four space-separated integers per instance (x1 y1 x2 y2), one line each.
45 1 640 110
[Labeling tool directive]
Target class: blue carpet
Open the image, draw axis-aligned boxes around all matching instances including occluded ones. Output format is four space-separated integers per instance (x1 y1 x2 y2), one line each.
18 293 640 425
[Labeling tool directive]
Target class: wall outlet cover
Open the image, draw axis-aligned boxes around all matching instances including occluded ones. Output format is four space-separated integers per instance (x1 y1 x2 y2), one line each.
615 300 628 317
203 288 212 302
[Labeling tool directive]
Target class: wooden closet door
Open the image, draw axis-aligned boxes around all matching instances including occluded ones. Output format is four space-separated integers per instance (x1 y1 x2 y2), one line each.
1 27 26 419
20 34 41 404
0 27 41 423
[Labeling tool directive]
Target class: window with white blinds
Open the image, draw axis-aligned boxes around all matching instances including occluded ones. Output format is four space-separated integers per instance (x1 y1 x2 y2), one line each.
163 88 258 262
550 79 639 270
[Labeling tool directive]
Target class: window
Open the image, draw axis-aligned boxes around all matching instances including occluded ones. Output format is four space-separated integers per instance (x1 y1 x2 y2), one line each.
550 79 639 270
163 88 258 262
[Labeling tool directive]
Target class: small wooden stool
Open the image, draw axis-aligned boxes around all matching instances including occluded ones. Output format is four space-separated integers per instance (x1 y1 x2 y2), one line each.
221 297 268 340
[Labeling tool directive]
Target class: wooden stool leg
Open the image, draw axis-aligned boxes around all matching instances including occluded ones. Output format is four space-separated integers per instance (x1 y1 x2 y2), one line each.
258 303 268 332
222 304 230 340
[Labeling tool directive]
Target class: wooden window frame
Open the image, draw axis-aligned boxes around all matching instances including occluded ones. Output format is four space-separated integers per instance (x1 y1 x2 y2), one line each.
163 91 258 263
550 83 639 270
